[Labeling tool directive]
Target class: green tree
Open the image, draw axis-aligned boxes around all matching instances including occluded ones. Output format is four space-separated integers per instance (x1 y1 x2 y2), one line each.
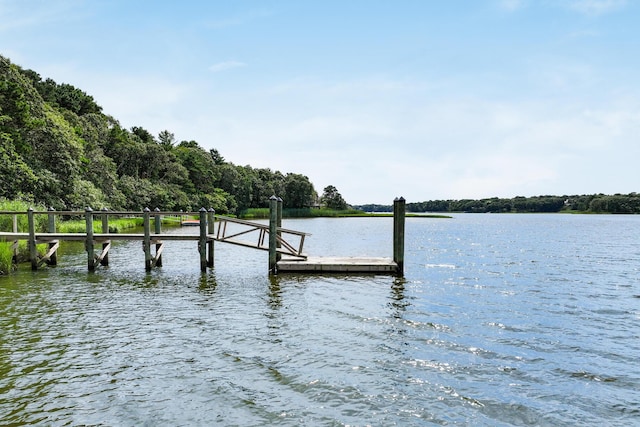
321 185 348 210
0 132 38 199
158 130 176 151
131 126 155 144
174 140 219 194
19 68 102 116
283 173 316 209
209 148 225 165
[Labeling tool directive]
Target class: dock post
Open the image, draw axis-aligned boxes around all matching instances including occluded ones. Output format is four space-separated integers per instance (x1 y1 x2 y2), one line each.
207 208 215 267
101 208 109 266
199 208 207 272
393 197 405 276
143 208 152 271
85 207 95 271
268 196 278 274
276 197 283 262
47 207 57 266
154 208 162 267
28 208 37 270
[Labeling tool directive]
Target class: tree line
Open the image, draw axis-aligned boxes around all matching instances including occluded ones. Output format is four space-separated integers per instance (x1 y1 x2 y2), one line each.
4 55 634 216
355 193 640 214
1 55 329 214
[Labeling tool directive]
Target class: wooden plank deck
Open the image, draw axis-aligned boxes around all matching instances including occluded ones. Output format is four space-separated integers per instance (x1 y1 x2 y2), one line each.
276 256 398 274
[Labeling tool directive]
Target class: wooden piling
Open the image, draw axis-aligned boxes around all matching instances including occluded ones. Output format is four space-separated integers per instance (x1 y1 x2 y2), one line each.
198 207 207 272
47 207 57 266
207 208 215 268
276 197 283 262
393 197 405 277
268 196 278 274
154 208 162 267
85 208 95 271
28 208 37 270
143 208 152 271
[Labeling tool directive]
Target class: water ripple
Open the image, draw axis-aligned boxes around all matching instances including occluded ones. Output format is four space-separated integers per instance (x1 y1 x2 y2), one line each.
1 216 639 425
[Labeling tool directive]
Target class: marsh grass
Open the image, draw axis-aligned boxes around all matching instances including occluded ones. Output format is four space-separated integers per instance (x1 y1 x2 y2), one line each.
57 217 143 233
0 241 14 274
0 200 47 233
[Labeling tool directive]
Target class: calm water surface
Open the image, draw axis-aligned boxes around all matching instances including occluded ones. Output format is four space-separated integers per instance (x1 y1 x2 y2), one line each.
1 214 639 426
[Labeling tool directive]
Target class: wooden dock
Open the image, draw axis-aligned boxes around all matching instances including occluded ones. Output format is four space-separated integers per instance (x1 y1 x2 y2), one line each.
0 207 309 273
267 195 405 276
0 197 405 276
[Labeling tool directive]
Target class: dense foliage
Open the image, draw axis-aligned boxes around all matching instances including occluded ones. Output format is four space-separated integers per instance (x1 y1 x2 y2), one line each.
0 55 318 214
355 193 640 214
320 185 348 210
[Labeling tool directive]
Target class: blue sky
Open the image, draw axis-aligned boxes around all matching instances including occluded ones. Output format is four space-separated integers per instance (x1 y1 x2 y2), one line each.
1 0 638 204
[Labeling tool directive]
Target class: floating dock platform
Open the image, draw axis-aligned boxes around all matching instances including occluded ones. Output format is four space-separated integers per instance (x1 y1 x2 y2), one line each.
277 256 399 274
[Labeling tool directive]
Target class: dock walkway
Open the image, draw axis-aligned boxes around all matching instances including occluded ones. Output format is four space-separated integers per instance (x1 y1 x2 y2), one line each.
0 197 405 276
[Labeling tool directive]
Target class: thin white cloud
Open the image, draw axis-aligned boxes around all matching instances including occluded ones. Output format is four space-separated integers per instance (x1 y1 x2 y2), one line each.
567 0 627 16
203 8 273 30
0 0 86 31
498 0 527 11
209 61 247 72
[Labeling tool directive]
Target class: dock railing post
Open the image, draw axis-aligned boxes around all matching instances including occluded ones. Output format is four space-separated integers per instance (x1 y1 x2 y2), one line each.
268 196 278 274
198 208 207 272
207 208 215 268
28 207 37 270
85 207 95 271
48 207 57 266
393 197 405 276
276 197 283 262
154 208 162 267
101 208 109 266
143 208 152 271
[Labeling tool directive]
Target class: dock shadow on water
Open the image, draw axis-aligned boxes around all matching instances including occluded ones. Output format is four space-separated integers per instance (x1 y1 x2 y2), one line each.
1 214 639 425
